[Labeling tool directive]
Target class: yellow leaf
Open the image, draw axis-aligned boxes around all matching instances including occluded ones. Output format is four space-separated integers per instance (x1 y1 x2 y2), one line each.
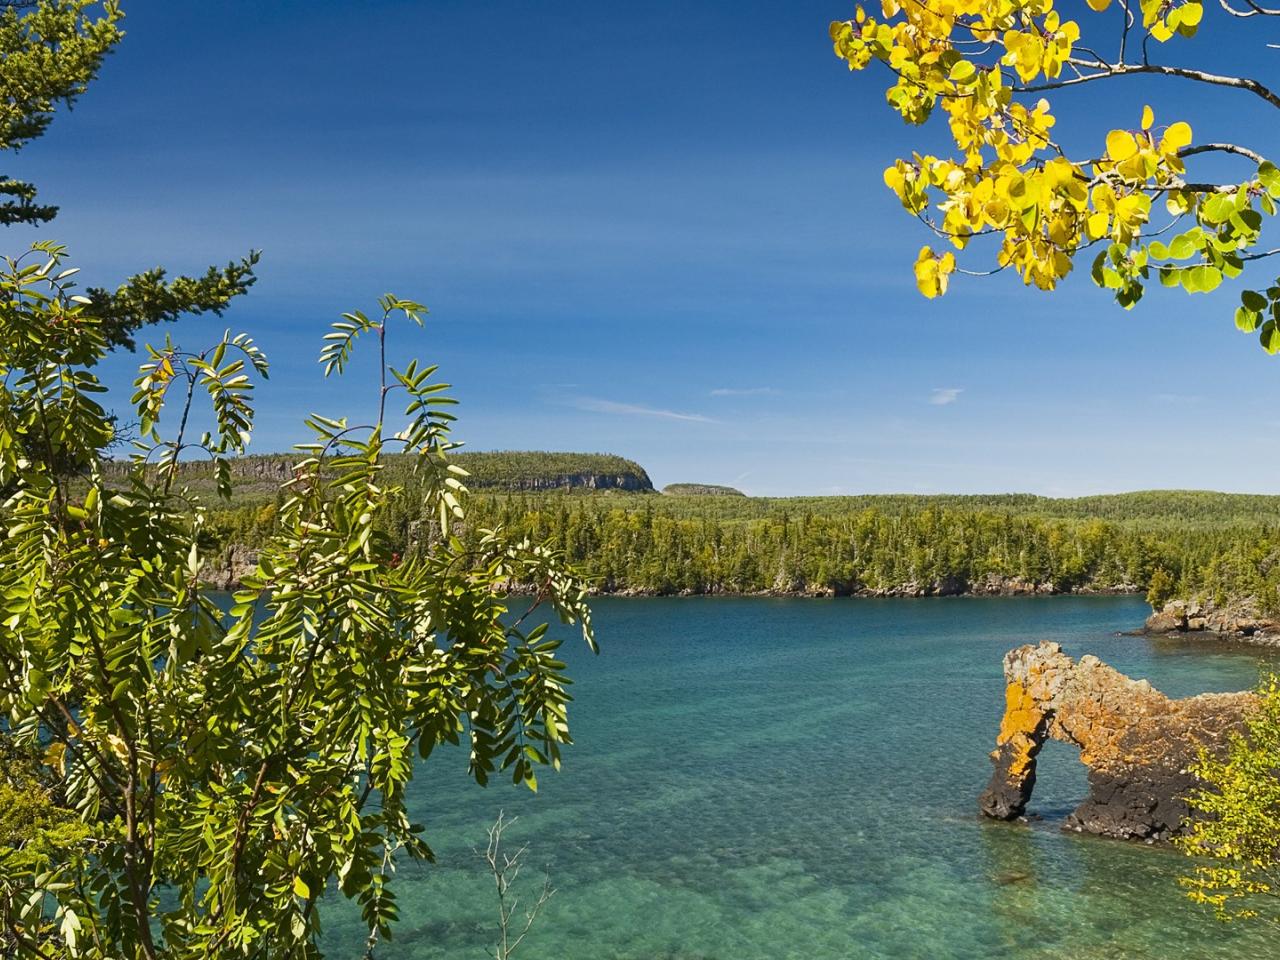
155 758 175 786
1151 18 1173 41
45 741 66 775
1087 211 1110 239
1115 193 1151 226
1105 129 1138 162
1141 105 1154 131
1182 1 1204 26
1161 120 1192 153
914 249 938 298
1086 0 1111 9
293 876 311 899
913 246 954 298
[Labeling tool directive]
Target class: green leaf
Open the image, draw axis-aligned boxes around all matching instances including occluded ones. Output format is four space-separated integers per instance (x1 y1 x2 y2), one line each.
1259 161 1280 195
1200 194 1236 224
293 876 311 899
1168 233 1198 259
1184 265 1222 293
1236 306 1261 332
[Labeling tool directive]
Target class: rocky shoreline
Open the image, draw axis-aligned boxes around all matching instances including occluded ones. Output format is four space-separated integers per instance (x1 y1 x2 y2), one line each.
1144 598 1280 647
200 551 1143 600
594 583 1141 599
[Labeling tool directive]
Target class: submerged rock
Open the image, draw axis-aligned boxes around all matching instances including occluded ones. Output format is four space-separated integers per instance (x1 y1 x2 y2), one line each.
978 642 1253 841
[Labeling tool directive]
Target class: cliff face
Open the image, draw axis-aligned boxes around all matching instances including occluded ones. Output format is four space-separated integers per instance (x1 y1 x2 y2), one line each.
101 458 296 483
201 544 260 592
102 452 655 495
978 642 1253 841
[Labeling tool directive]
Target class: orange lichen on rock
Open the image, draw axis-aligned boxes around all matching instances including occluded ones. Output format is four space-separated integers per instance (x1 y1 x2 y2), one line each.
978 641 1255 841
997 682 1045 777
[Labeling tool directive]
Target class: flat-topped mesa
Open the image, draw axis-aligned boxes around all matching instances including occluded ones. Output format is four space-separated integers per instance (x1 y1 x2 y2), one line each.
978 642 1254 841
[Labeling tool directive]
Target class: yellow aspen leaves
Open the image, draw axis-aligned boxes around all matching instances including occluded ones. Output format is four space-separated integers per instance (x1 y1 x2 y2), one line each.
914 246 956 298
1141 0 1204 41
831 0 1222 304
1106 130 1139 163
1040 12 1080 78
883 159 928 213
1161 121 1193 154
1002 31 1046 84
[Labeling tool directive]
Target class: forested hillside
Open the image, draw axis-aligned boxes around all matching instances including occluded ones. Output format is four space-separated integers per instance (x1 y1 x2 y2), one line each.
663 483 747 496
457 493 1280 605
195 455 1280 609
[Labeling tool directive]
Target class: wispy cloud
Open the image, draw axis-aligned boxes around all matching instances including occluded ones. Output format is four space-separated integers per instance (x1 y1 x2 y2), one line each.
929 387 963 406
710 387 780 397
570 397 716 423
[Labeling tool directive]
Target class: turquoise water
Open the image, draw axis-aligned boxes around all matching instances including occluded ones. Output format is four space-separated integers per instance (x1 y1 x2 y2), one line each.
320 596 1280 959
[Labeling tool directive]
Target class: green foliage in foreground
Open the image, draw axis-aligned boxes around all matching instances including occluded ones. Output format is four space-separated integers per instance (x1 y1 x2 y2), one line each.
0 251 594 959
1180 677 1280 922
0 738 89 877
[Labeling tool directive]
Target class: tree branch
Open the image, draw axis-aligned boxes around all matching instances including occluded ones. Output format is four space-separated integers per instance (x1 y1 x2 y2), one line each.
1218 0 1280 16
1180 143 1269 165
1016 59 1280 112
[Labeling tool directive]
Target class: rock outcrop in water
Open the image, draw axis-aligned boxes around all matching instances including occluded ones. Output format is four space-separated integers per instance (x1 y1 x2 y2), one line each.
202 544 260 592
978 642 1253 841
1146 598 1280 646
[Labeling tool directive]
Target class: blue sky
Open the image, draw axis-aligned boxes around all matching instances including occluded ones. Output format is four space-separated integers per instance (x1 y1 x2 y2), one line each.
11 0 1280 495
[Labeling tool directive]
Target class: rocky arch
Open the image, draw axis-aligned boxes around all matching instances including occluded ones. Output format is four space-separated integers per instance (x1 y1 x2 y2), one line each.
978 642 1254 841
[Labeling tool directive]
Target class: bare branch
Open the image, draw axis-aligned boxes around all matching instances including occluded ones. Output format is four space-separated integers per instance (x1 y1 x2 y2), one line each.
1016 59 1280 112
483 812 555 960
1218 0 1280 16
1118 0 1135 64
1181 143 1269 165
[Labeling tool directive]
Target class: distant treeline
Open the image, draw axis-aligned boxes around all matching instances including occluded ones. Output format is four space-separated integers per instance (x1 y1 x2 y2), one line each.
202 478 1280 609
663 483 746 497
